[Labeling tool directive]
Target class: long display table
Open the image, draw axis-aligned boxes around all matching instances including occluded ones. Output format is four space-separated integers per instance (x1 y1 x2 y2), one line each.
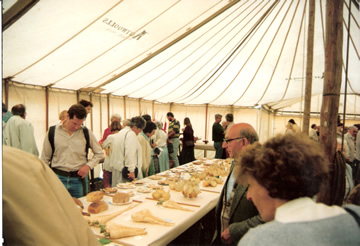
80 159 229 246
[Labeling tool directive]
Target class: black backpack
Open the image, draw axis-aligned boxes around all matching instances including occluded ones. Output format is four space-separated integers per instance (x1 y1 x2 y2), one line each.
48 125 90 164
48 125 96 192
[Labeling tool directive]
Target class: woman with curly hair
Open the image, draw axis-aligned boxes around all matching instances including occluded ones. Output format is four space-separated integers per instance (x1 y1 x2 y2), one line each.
236 134 360 246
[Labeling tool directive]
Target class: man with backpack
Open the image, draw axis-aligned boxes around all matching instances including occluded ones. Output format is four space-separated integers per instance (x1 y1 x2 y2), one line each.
40 104 104 198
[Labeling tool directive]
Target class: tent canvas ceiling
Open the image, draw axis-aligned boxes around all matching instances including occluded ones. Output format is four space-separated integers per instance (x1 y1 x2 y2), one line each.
2 0 360 115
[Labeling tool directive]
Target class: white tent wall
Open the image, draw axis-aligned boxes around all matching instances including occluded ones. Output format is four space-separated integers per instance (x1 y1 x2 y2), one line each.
6 84 47 153
4 81 359 163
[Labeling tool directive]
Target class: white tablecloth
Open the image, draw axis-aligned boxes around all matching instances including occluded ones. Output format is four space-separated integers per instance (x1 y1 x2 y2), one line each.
81 160 227 246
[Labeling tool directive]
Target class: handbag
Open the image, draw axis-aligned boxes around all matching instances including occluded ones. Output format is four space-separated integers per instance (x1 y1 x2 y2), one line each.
121 130 138 181
122 166 138 180
184 140 194 147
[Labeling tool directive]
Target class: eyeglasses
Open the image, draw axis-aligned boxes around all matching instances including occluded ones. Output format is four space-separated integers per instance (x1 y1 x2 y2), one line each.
223 137 244 144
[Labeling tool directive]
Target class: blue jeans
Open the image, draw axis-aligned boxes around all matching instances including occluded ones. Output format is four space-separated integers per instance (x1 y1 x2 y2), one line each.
214 141 223 159
56 174 89 198
169 137 180 167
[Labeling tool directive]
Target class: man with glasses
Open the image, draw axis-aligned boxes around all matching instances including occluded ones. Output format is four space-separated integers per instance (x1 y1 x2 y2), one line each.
212 123 263 245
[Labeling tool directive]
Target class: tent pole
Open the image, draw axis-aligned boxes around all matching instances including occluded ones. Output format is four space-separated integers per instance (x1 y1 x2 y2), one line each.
152 100 155 121
45 86 49 131
204 104 208 141
340 0 352 151
138 98 141 116
3 79 10 107
319 0 343 164
107 94 110 126
89 93 93 131
303 0 315 135
123 96 127 119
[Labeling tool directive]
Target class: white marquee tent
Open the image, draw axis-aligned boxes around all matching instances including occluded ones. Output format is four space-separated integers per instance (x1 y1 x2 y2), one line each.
2 0 360 157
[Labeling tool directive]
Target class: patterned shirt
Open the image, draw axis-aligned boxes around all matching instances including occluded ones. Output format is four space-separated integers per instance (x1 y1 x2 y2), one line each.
168 119 180 138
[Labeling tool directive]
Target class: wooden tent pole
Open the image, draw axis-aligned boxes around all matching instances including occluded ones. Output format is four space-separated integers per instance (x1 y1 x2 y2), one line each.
340 0 352 152
45 86 49 131
3 79 10 107
152 100 155 121
204 104 208 141
138 98 141 116
320 0 343 164
303 0 315 135
123 96 127 119
107 94 110 126
89 93 93 131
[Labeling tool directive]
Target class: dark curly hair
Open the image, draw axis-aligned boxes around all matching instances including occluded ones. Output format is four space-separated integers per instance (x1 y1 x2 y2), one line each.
143 121 156 134
235 134 329 200
68 104 87 120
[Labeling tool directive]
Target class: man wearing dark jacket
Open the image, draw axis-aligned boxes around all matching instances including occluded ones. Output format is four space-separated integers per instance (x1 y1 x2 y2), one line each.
212 123 263 245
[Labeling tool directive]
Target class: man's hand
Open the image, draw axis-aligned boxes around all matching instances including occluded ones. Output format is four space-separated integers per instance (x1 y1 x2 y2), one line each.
78 165 91 179
221 227 233 244
128 171 135 180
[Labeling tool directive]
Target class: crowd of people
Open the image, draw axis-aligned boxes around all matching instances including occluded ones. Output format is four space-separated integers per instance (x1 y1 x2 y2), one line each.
2 101 360 245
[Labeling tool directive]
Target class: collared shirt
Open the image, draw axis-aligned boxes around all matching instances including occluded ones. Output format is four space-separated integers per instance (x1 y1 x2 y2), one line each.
40 123 104 172
138 131 152 174
110 126 142 173
156 129 168 147
355 131 360 160
275 197 345 223
226 170 236 202
168 119 180 138
3 115 39 156
344 132 356 162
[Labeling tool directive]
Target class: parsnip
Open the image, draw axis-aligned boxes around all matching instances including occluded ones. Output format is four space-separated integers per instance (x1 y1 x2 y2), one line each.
162 200 193 212
103 222 147 239
85 203 139 226
131 209 174 226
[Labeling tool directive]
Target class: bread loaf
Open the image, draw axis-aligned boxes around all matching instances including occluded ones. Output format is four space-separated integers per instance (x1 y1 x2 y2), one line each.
113 192 130 204
86 191 104 202
88 200 108 214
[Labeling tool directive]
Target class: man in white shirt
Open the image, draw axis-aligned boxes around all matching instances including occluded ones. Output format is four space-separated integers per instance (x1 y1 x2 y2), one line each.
3 104 39 156
345 126 358 179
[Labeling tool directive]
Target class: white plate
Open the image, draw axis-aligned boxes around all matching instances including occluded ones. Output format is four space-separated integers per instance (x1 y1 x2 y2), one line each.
117 183 136 189
110 200 132 206
137 188 152 193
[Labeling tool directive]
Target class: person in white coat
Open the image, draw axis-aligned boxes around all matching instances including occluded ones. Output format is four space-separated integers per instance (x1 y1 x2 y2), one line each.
111 116 146 186
3 104 39 156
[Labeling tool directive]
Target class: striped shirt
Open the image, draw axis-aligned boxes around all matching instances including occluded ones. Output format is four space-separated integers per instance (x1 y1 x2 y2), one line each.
168 119 180 138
